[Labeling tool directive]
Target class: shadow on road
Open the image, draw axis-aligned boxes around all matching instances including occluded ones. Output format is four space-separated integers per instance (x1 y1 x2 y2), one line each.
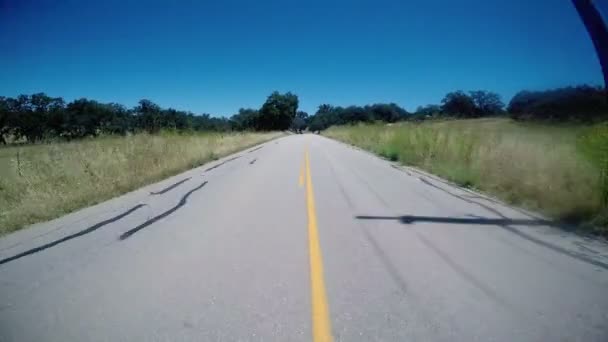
357 215 551 226
150 177 191 195
417 177 530 219
0 204 147 266
355 215 608 271
120 181 208 240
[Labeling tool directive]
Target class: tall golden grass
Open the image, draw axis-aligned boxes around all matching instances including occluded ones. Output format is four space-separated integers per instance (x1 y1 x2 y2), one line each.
325 118 606 234
0 131 281 235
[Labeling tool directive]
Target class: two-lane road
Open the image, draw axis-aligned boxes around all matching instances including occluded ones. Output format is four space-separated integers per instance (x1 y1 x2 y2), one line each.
1 134 608 341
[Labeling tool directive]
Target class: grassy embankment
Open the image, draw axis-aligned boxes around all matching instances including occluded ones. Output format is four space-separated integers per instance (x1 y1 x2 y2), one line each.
0 131 281 236
324 118 608 235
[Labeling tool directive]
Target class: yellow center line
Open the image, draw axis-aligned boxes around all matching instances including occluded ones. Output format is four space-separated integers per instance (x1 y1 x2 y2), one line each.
299 160 305 187
304 150 334 342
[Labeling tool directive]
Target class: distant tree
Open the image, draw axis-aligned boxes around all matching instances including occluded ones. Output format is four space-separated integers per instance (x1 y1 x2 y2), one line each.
0 92 256 143
469 90 505 116
441 91 477 117
341 105 371 123
101 103 132 134
316 104 334 115
158 108 182 130
258 91 299 130
291 118 306 133
415 104 442 117
291 111 308 132
508 85 608 121
0 96 13 144
134 99 162 133
296 110 309 120
307 105 332 132
316 104 342 128
64 98 112 138
10 94 50 141
507 91 535 118
207 116 232 131
367 103 409 122
308 116 324 133
305 102 409 131
45 97 67 136
231 108 260 131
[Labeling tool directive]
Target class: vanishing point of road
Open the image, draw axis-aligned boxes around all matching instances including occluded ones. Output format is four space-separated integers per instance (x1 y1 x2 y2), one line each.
1 134 607 341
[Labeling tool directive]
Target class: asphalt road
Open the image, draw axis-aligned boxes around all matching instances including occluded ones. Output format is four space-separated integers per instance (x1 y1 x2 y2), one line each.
1 134 608 341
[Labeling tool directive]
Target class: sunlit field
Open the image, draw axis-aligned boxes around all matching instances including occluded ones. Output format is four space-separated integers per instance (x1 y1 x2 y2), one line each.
325 118 608 235
0 131 281 235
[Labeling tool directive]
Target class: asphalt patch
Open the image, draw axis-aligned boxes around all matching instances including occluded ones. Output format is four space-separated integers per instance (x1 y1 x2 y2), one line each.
0 204 147 266
120 182 208 240
204 156 241 172
247 146 264 153
150 177 191 195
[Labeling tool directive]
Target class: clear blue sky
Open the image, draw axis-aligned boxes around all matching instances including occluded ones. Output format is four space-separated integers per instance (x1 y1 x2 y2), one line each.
0 0 605 116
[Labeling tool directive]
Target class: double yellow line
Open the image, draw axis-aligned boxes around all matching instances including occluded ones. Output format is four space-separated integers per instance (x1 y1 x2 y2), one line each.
300 150 333 342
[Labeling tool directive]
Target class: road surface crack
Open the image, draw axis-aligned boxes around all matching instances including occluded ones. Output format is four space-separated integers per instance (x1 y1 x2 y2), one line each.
120 181 208 240
0 204 147 266
150 177 191 195
204 156 241 172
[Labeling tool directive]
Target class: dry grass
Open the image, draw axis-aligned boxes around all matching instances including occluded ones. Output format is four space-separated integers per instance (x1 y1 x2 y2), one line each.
325 118 606 234
0 131 281 235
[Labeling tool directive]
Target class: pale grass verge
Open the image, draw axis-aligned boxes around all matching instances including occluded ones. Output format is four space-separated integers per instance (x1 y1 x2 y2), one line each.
0 131 281 236
324 118 604 234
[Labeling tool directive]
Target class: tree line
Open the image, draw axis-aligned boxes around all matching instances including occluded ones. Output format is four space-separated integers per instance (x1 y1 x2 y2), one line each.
1 85 605 143
414 86 607 122
0 91 299 143
507 85 607 121
306 103 409 132
306 86 606 132
306 90 506 132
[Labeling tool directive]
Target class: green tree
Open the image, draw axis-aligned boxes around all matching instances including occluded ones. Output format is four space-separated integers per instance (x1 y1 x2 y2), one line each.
258 91 299 130
309 104 337 131
341 106 371 123
308 116 325 133
415 104 441 117
469 90 504 116
134 99 162 132
441 91 477 117
65 98 111 138
368 103 408 122
101 103 132 134
11 94 48 141
231 108 260 130
291 111 308 132
507 85 607 121
0 96 11 144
